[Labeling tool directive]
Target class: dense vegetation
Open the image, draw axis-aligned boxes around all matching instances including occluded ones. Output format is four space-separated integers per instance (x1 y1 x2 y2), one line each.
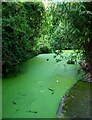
2 2 45 76
48 2 92 58
2 1 92 80
47 2 92 81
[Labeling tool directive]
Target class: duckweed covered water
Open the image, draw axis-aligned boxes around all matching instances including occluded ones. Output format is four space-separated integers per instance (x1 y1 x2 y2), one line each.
2 51 81 118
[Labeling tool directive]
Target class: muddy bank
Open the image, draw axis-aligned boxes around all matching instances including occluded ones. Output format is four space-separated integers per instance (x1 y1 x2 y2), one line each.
57 80 92 119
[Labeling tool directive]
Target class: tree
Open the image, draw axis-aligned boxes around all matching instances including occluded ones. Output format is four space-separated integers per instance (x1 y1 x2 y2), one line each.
47 2 92 81
2 2 45 76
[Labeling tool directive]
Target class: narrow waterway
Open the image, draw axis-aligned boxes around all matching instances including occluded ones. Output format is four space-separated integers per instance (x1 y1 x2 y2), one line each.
3 51 80 118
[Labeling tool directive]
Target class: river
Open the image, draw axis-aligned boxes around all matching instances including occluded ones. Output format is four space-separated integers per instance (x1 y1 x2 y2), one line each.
2 51 80 118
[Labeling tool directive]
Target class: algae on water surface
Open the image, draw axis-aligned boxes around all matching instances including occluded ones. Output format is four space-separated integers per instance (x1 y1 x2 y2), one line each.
2 51 81 118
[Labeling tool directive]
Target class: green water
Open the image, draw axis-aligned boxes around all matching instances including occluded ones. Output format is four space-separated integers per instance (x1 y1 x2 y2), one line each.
2 51 80 118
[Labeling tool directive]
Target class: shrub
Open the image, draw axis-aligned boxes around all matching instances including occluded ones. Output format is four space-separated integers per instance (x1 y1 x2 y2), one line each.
2 2 45 76
39 46 51 54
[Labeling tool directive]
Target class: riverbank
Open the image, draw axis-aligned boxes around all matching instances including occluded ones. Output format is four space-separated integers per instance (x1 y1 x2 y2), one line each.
57 80 92 119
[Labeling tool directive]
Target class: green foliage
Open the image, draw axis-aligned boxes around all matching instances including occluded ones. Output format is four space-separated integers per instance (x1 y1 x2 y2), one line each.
64 2 92 64
34 3 53 54
48 2 92 64
2 2 45 76
47 2 75 51
39 46 51 54
2 1 92 76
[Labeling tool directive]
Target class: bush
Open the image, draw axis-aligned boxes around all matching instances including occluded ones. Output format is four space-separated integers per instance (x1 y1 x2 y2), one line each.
39 46 51 54
2 2 45 76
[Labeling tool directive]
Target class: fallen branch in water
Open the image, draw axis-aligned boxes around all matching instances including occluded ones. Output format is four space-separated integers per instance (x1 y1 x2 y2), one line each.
48 88 54 95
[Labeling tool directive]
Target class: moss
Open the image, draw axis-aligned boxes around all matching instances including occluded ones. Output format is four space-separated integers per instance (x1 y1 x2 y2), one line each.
61 81 91 118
